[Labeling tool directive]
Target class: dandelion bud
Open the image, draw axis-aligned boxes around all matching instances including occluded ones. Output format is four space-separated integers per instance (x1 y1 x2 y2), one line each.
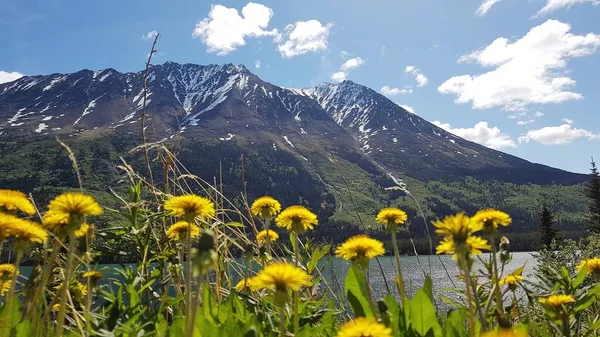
499 236 511 263
193 229 217 274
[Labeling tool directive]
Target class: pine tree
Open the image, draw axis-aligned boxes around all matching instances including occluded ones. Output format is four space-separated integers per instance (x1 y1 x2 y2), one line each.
539 204 558 249
587 158 600 234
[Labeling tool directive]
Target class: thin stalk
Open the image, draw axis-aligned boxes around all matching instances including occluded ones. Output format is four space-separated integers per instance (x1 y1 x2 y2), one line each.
265 218 271 257
391 232 407 302
185 222 193 333
186 274 203 337
3 249 23 337
361 263 379 318
460 258 477 337
490 236 504 316
278 305 286 337
56 236 77 337
292 232 300 336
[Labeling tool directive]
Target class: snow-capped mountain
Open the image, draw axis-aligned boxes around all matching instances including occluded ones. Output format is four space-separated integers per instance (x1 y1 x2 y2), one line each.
0 62 585 184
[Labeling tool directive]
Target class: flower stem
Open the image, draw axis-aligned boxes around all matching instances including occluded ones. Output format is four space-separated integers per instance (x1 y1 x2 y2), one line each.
186 274 203 337
56 236 77 337
292 232 300 336
490 236 504 316
391 232 407 302
184 222 193 335
278 304 286 337
3 249 23 337
460 257 477 337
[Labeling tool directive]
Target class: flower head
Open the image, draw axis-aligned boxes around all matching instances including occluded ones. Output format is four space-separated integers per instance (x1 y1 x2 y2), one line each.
0 215 48 250
42 211 90 238
0 189 35 215
250 262 311 293
0 264 17 280
577 257 600 275
251 196 281 219
166 221 200 242
275 205 318 234
436 235 490 260
499 275 523 288
376 208 407 232
471 209 512 232
432 212 483 243
164 194 215 221
0 280 12 296
335 235 385 263
235 278 255 292
82 271 103 282
336 317 393 337
48 192 103 218
539 294 576 307
256 229 279 245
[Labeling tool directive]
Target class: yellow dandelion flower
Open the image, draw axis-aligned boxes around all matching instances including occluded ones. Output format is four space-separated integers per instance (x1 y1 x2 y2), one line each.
48 192 103 217
471 208 512 231
52 303 62 312
250 262 312 293
335 235 385 262
74 282 88 298
539 294 576 307
164 194 215 221
235 278 255 292
499 275 523 287
256 229 279 245
376 208 408 231
166 221 201 241
251 196 281 219
275 205 318 234
82 271 103 281
42 211 89 238
0 264 17 279
432 212 483 242
0 189 35 215
0 213 22 241
481 329 527 337
577 257 600 275
436 235 490 260
0 280 11 296
2 216 48 249
336 317 393 337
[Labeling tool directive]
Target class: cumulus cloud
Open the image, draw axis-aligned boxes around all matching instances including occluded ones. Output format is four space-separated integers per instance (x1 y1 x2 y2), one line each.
517 119 535 125
399 104 415 114
380 86 413 96
142 30 159 40
432 121 517 149
255 59 261 69
561 118 574 124
192 2 280 55
519 123 599 145
330 71 346 82
0 71 24 84
476 0 503 16
534 111 545 118
405 66 429 87
535 0 600 17
439 20 600 111
277 20 332 58
330 57 365 83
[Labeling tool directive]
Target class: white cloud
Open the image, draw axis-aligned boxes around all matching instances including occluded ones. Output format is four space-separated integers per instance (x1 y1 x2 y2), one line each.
476 0 503 16
534 111 545 118
519 123 599 145
561 118 574 124
380 86 413 96
432 121 517 149
0 71 24 84
340 57 365 72
330 57 364 82
142 30 159 40
192 2 280 55
379 46 386 60
405 65 429 87
439 20 600 111
255 59 261 69
535 0 600 17
517 119 535 125
340 51 351 59
277 20 332 58
330 71 346 83
507 111 528 120
399 104 415 114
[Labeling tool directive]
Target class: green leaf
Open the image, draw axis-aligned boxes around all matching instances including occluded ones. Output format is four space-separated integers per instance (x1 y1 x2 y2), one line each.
223 222 245 228
423 275 434 302
409 288 443 337
444 308 467 337
345 263 374 318
307 244 330 274
15 319 32 337
573 264 588 289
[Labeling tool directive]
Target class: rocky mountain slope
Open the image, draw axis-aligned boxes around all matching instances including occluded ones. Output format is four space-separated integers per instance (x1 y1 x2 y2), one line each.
0 62 589 245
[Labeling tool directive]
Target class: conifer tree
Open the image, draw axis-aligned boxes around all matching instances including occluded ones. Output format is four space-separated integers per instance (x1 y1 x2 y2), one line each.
587 158 600 234
539 204 558 249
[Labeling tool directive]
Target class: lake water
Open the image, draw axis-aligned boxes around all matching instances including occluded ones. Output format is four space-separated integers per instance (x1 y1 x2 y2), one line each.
18 252 537 305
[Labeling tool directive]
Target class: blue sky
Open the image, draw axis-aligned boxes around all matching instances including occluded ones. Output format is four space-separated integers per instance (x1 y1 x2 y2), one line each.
1 0 599 173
